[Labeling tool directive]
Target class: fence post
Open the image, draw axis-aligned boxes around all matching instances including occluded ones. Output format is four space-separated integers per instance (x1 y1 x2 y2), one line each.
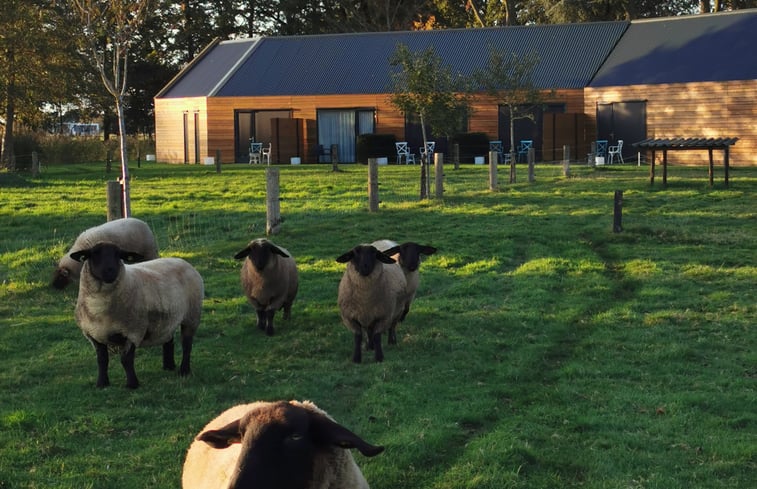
106 181 123 221
613 190 623 233
330 144 339 172
489 150 498 191
562 145 571 177
31 151 40 177
452 143 460 170
434 153 444 199
527 147 535 182
266 167 281 235
368 158 379 212
215 149 222 174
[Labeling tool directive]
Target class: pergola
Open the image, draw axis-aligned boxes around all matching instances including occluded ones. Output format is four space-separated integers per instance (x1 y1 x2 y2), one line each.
633 138 739 187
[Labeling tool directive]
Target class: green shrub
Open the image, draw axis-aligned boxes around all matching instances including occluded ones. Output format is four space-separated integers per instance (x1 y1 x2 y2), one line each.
356 134 397 164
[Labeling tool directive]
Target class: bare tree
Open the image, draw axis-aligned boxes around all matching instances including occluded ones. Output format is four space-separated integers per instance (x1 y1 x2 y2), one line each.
70 0 150 217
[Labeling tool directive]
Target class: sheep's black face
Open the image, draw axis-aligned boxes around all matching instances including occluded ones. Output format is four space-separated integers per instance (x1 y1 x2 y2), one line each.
353 246 380 277
83 243 123 284
398 243 437 272
248 243 273 271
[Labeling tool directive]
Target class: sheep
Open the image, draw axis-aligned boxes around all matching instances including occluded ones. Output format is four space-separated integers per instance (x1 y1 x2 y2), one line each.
371 240 437 344
233 238 299 336
336 244 406 363
69 241 203 389
52 217 159 289
182 400 384 489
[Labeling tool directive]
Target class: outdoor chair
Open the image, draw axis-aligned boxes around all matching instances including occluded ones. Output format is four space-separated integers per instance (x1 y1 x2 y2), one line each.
395 142 415 164
608 140 624 164
419 141 435 163
262 143 272 165
490 140 510 163
249 141 263 165
517 140 533 162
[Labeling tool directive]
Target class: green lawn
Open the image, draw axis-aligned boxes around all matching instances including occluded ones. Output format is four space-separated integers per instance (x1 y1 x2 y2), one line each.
1 161 755 488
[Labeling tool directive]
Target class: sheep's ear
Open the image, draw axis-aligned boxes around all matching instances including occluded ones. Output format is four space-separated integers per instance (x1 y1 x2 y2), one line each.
420 245 437 256
376 251 396 264
383 246 401 257
69 249 91 262
310 413 385 457
120 251 144 263
269 244 290 258
335 250 354 263
233 247 251 260
196 419 243 449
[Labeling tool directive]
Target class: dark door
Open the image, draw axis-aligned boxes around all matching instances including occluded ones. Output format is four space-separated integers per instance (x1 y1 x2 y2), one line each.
596 101 647 160
498 105 543 157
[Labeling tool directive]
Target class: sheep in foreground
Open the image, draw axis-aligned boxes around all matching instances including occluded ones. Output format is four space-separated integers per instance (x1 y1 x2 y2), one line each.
336 244 406 363
52 217 159 289
233 238 299 336
70 241 203 389
183 400 384 489
371 239 437 344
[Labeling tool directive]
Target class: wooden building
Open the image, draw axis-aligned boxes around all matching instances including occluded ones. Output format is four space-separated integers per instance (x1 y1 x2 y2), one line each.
155 10 757 166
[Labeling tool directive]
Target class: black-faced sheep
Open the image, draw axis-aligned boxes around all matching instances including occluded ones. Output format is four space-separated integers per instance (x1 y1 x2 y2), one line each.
233 238 299 336
371 239 437 344
70 242 203 389
52 217 159 289
182 400 384 489
336 244 406 363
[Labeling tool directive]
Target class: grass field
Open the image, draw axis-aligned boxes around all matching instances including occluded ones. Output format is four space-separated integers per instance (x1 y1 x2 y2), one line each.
1 161 755 488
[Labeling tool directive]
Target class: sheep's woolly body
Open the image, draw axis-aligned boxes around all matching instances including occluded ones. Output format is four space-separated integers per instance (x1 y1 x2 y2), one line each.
240 244 297 314
75 257 203 351
235 238 299 335
182 401 375 489
338 258 406 338
54 218 159 289
337 245 406 362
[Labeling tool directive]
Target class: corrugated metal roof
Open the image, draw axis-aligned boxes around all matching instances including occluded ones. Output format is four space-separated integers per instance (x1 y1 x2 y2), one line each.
159 21 628 98
591 9 757 87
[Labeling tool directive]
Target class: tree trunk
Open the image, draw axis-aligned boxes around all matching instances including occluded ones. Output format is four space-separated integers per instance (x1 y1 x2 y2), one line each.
115 96 131 217
419 113 429 200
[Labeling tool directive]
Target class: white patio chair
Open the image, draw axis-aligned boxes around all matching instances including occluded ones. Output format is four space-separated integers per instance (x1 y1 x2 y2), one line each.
419 141 435 163
395 142 415 164
262 143 272 165
608 140 624 164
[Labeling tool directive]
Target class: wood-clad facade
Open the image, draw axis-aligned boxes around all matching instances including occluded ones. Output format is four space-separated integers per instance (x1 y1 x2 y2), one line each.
156 89 590 165
585 80 756 166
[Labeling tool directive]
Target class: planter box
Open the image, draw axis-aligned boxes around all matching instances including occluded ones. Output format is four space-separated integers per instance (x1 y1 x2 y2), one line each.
474 156 485 165
290 157 301 165
377 157 388 165
203 157 215 165
145 154 156 161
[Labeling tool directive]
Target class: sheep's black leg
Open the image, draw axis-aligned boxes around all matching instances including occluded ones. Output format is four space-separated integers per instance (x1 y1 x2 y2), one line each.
179 333 193 377
352 331 363 363
90 338 110 388
373 333 384 362
264 309 275 336
120 344 139 389
388 325 397 345
162 338 176 370
255 309 266 331
282 302 292 320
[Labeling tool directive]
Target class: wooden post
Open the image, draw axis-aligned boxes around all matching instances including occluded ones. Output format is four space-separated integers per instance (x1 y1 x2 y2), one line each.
527 147 535 183
265 167 281 235
708 148 714 186
452 143 460 170
562 145 571 177
509 150 516 184
613 190 623 233
368 158 379 212
434 153 443 199
489 150 498 191
649 150 656 185
215 149 222 174
106 181 123 221
724 146 730 187
330 144 339 172
137 147 141 168
31 151 40 177
662 150 668 186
